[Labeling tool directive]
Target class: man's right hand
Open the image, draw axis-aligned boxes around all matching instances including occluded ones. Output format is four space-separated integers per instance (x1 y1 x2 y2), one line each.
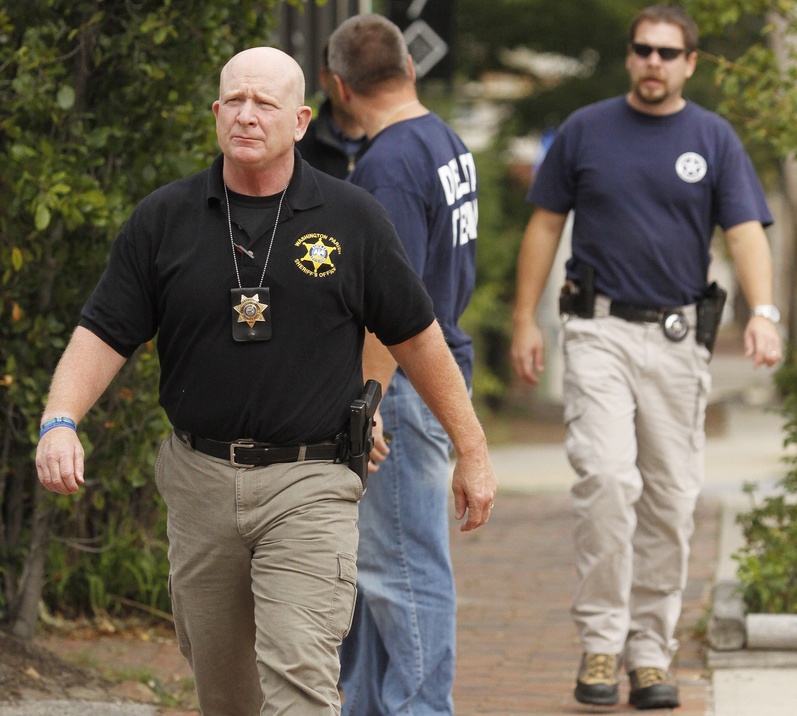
511 318 546 385
35 428 85 495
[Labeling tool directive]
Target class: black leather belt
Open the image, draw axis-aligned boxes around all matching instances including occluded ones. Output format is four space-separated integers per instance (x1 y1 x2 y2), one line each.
609 301 664 323
175 428 344 468
607 300 692 342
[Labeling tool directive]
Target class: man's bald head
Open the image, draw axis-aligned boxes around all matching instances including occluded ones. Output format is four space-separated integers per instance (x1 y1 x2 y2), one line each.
219 47 306 107
213 46 312 193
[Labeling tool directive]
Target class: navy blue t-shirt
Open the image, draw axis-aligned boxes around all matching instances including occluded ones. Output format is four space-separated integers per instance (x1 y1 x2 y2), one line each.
529 97 772 307
349 113 478 384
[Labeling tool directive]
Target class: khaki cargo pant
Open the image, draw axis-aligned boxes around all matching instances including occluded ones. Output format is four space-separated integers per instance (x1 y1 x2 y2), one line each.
562 300 711 671
155 434 362 715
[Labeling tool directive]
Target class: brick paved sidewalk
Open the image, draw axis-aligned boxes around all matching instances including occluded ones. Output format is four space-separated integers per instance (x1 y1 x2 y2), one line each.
450 492 719 715
34 492 719 715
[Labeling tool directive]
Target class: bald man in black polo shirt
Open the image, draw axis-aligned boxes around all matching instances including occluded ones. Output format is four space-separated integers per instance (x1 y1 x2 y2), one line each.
35 46 496 716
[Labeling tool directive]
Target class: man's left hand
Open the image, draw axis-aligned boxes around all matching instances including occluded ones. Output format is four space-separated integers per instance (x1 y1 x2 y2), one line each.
745 316 782 368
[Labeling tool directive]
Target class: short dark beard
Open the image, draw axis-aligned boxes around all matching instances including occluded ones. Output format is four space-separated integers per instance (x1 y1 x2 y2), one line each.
632 82 667 106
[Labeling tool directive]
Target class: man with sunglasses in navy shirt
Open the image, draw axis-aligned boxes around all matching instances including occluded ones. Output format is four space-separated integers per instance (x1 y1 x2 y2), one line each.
512 4 781 710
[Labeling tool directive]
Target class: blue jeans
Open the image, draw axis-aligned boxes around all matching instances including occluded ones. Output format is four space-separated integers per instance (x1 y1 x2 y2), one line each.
339 372 456 715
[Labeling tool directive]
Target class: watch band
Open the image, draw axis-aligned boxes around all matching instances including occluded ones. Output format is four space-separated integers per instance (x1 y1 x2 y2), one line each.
750 304 780 324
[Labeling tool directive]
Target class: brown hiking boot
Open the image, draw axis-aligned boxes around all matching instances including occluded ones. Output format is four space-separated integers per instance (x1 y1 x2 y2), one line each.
628 667 680 710
574 653 619 706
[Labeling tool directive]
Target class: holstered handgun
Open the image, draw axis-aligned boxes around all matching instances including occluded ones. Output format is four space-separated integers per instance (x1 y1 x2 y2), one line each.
696 281 727 355
348 379 382 489
559 264 595 318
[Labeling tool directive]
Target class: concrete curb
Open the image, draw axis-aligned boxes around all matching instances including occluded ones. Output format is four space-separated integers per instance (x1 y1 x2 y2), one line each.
708 579 746 651
708 498 797 663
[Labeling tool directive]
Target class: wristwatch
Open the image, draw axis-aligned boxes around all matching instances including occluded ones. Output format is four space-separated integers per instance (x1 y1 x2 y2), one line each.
750 304 781 324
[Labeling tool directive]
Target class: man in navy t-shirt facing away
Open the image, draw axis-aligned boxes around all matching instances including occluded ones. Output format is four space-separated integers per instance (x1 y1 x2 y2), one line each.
511 4 781 711
328 13 483 716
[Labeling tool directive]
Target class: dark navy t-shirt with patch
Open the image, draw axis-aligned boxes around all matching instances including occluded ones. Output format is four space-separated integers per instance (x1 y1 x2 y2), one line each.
529 96 772 308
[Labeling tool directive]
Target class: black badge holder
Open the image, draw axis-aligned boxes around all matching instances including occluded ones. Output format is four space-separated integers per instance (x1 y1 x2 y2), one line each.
223 180 288 343
231 287 272 342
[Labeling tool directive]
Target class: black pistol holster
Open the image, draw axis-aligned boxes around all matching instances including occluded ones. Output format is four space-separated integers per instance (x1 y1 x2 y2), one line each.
348 379 382 489
696 281 727 354
559 264 596 318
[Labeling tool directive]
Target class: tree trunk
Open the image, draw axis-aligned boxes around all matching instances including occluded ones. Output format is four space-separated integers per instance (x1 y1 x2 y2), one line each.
768 12 797 345
10 482 50 640
778 158 797 344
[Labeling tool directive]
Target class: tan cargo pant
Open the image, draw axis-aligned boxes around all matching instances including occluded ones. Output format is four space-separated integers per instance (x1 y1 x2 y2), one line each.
155 434 362 715
562 299 711 671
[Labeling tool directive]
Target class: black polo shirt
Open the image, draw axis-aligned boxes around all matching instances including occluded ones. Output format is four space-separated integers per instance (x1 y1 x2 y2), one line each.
80 151 434 444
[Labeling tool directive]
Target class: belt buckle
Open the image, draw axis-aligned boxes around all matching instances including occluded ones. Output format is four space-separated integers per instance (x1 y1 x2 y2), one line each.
230 441 256 467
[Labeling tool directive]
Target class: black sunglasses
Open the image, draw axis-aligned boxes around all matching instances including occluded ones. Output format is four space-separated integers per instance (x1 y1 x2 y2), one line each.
630 42 687 61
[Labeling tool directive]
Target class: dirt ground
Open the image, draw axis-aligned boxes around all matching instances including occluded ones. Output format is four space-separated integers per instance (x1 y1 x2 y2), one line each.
0 620 198 713
0 626 118 701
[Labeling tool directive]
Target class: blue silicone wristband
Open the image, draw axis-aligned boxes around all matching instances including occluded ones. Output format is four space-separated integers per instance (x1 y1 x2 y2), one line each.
39 417 77 439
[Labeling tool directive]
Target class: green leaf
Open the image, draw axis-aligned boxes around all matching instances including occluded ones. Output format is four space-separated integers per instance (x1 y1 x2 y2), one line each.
56 85 76 111
9 143 37 160
34 203 51 231
79 190 107 208
92 491 106 510
11 247 24 271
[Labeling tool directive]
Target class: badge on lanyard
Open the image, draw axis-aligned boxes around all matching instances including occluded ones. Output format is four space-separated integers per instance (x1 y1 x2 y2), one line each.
223 180 288 343
231 288 272 342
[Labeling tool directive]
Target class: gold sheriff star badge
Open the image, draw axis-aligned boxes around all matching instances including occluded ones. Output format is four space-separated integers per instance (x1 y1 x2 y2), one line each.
233 293 268 328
